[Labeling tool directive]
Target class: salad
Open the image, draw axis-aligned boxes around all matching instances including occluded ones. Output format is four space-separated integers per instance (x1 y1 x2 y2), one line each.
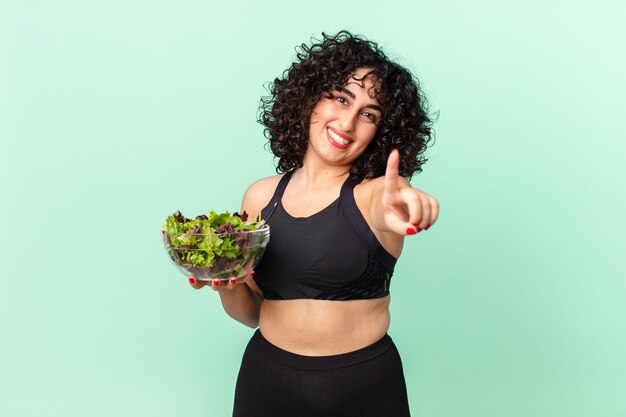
162 210 268 279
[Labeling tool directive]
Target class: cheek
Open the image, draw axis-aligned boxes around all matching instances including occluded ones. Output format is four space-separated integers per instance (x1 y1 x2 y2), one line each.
310 103 334 131
359 125 378 145
309 110 320 130
314 100 337 119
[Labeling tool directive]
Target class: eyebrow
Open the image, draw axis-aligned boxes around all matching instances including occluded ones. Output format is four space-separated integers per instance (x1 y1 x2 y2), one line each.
337 86 383 113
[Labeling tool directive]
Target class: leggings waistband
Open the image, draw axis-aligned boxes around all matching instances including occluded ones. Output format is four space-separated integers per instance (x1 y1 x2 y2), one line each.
249 329 394 371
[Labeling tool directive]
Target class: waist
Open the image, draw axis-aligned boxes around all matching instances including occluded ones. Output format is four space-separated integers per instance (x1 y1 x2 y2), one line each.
258 297 390 356
249 328 394 370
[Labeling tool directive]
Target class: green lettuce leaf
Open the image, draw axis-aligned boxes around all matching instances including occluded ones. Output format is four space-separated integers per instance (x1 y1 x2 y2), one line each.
162 209 262 268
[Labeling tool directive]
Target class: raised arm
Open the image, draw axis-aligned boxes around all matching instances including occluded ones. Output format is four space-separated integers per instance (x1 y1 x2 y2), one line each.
369 149 439 237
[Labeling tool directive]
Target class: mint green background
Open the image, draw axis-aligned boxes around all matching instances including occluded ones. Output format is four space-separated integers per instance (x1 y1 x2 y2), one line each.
1 1 625 416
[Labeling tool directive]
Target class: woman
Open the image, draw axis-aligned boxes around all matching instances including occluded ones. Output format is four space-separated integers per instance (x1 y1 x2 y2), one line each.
189 31 439 416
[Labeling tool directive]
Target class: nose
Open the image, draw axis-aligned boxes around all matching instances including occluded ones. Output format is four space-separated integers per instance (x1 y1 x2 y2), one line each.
337 109 358 132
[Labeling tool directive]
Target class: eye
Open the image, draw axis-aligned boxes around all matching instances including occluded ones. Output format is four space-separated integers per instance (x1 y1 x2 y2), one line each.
336 96 349 105
362 112 378 123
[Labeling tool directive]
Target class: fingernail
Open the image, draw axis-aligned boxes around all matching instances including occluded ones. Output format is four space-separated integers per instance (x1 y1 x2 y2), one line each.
425 225 430 231
406 227 417 235
249 270 255 278
212 278 220 287
229 277 237 285
417 228 422 233
189 277 196 284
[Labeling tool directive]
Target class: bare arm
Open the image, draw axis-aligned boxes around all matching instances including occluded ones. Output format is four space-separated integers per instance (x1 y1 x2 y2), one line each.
215 280 262 328
188 176 278 328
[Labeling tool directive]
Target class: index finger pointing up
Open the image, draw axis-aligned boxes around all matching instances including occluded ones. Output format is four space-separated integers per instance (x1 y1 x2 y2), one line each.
384 149 401 194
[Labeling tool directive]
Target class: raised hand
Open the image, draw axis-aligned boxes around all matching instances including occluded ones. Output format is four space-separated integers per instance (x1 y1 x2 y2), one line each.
381 149 439 235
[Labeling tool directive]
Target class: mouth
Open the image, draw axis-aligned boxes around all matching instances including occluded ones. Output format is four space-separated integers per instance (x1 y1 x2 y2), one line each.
326 127 352 149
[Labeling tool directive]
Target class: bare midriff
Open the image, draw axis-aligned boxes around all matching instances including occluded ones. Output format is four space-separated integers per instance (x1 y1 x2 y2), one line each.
258 296 391 356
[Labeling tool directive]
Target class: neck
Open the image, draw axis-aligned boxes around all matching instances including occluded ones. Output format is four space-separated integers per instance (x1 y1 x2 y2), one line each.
295 156 351 190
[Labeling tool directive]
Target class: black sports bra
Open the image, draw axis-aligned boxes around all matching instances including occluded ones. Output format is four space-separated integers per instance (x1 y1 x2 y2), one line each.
252 170 397 300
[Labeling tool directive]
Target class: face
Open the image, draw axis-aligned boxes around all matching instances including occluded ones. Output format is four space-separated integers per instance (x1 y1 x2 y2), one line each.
306 67 383 167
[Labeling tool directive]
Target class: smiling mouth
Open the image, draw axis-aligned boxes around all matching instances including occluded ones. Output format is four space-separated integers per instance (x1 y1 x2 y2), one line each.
326 127 351 149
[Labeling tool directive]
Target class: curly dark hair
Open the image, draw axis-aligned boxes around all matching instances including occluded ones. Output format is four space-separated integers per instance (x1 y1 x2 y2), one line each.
258 30 435 180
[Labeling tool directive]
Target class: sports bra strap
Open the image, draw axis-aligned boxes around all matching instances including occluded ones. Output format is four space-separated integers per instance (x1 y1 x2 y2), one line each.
273 170 295 200
260 170 295 220
340 176 398 271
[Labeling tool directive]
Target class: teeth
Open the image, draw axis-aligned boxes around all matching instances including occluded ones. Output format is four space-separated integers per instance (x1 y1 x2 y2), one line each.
328 128 349 145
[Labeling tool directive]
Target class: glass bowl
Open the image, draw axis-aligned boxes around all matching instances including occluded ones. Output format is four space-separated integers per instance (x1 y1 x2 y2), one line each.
162 226 270 282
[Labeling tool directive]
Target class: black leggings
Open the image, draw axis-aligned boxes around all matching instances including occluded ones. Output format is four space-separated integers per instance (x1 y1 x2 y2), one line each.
233 329 411 417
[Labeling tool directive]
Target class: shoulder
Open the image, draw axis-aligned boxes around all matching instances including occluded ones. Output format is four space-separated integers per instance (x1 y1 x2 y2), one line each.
353 176 384 203
242 174 283 205
240 174 284 218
